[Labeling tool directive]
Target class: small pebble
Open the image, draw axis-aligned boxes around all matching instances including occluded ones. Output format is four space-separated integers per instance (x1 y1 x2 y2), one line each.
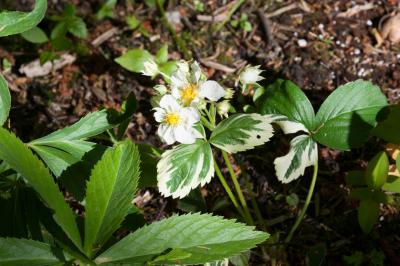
297 39 308 47
366 20 373 26
354 48 361 55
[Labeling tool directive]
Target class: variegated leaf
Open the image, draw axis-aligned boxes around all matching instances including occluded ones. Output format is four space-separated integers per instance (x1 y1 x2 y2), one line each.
266 114 309 134
275 135 318 183
210 114 274 153
157 139 214 199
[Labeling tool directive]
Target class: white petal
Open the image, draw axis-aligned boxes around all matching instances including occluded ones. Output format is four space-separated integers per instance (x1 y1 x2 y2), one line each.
174 125 196 144
180 107 200 125
158 124 176 145
153 108 166 122
191 61 202 83
159 94 181 112
171 86 181 99
239 65 264 85
199 80 225 102
176 60 189 73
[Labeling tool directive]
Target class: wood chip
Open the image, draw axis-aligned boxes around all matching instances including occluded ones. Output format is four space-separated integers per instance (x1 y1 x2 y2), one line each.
91 27 119 47
200 60 236 73
337 3 375 18
19 54 76 78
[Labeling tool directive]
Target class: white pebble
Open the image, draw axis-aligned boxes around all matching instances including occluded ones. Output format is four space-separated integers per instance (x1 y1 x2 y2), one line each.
298 39 308 47
366 20 373 26
354 48 361 55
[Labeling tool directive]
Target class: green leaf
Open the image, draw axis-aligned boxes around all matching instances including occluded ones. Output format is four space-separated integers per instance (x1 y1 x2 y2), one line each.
306 243 327 266
20 26 48 43
358 200 379 234
96 0 117 20
0 128 82 250
0 238 70 266
137 143 160 188
0 0 47 37
125 15 141 30
84 141 140 256
397 154 400 172
0 74 11 126
29 110 116 176
349 188 390 204
95 213 268 265
371 105 400 144
365 152 389 189
382 175 400 193
155 44 168 64
67 17 87 38
157 140 214 199
158 61 178 77
50 21 68 39
115 49 154 73
345 171 366 187
210 114 274 153
313 80 387 150
256 79 315 131
274 135 318 183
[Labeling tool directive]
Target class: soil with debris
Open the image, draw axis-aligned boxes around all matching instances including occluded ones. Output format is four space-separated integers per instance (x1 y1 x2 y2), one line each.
1 0 400 265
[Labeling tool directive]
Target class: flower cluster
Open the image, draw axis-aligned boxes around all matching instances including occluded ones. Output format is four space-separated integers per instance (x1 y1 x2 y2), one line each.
152 61 227 145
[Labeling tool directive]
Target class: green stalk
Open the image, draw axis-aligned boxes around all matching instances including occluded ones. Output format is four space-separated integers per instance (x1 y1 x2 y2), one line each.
221 150 254 225
156 0 190 59
285 163 319 243
214 159 246 219
200 116 214 131
215 0 246 32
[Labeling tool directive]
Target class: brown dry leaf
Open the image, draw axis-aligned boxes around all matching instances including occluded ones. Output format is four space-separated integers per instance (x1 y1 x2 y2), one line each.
385 143 400 161
381 13 400 43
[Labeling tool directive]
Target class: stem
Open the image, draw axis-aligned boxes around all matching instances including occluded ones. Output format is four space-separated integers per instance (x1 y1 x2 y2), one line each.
214 159 246 219
156 0 190 59
215 0 246 32
284 163 319 243
200 116 214 131
221 151 254 225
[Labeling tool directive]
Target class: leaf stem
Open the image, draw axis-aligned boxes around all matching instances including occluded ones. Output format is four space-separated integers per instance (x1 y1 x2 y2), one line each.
221 150 254 225
215 0 246 32
285 163 319 243
156 0 190 59
213 159 246 219
200 116 214 131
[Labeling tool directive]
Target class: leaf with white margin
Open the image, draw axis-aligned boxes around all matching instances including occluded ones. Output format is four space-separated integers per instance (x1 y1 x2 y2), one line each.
266 114 309 134
210 114 274 153
157 139 214 199
275 135 318 183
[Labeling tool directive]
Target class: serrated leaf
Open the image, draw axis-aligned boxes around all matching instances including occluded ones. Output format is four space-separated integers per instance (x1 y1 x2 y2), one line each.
155 44 168 64
210 114 274 153
115 49 154 73
20 26 48 43
0 128 82 250
256 79 315 130
0 74 11 126
95 213 269 265
84 141 140 256
382 176 400 193
274 135 318 183
0 0 47 37
371 105 400 144
157 140 214 199
313 80 387 150
358 200 379 234
365 152 389 189
0 238 70 266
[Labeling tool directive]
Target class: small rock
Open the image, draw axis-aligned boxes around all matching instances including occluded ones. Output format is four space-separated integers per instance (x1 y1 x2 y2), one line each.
297 39 308 47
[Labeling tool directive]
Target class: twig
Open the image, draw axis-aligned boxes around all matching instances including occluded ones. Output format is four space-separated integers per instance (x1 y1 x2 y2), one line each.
200 60 236 73
265 3 298 18
156 0 190 59
91 27 119 47
214 0 246 32
337 3 375 18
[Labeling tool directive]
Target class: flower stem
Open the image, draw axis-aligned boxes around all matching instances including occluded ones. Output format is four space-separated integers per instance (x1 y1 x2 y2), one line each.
156 0 190 59
214 159 246 219
221 150 254 225
284 163 319 243
200 116 214 131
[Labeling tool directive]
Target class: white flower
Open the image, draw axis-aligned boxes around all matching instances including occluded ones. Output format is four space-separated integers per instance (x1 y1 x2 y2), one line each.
239 65 264 86
141 58 159 77
154 94 200 145
171 61 225 106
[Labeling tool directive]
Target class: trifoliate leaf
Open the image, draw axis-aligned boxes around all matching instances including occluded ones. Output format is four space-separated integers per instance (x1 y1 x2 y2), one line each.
210 114 274 153
274 135 318 183
157 140 214 199
95 213 268 265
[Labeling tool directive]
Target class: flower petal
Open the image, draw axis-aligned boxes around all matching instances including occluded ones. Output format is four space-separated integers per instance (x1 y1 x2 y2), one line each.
159 94 181 112
174 125 196 144
191 61 202 83
158 124 176 145
180 107 200 125
199 80 225 102
153 107 166 122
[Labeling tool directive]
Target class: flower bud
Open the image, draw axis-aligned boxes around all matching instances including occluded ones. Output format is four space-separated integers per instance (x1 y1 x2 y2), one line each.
239 65 264 88
217 100 231 117
224 88 235 99
154 84 168 95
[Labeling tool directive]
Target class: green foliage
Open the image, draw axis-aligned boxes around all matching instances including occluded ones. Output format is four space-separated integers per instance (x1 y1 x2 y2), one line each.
50 4 87 40
0 74 11 126
382 175 400 193
397 154 400 171
96 0 117 20
95 213 269 265
0 237 70 265
365 152 389 189
115 49 153 73
231 13 252 32
0 128 82 250
84 141 140 256
20 26 48 43
0 0 47 37
157 139 214 199
210 114 274 153
358 200 379 234
371 105 400 144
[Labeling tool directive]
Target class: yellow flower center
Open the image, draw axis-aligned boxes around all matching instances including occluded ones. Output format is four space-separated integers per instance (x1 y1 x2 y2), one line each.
165 112 180 126
180 84 198 105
